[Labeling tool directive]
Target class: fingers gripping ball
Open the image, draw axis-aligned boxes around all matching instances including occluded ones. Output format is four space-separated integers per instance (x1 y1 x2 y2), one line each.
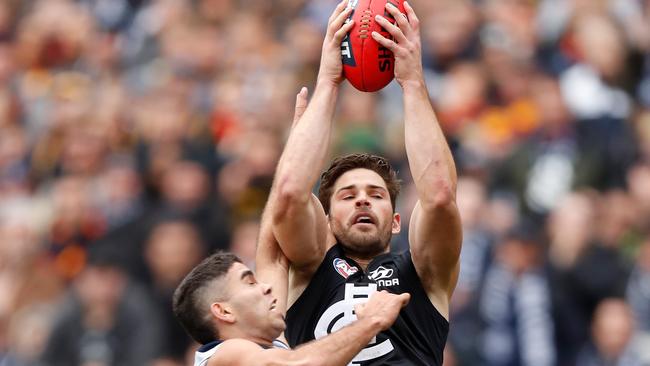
341 0 405 92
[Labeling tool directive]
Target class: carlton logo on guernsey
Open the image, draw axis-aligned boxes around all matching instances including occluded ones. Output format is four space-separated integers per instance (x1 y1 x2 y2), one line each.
193 339 290 366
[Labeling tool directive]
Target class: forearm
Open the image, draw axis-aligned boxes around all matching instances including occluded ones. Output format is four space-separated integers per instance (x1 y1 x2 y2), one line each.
290 317 381 366
232 319 380 366
274 81 338 200
270 83 337 269
403 81 457 204
255 193 289 313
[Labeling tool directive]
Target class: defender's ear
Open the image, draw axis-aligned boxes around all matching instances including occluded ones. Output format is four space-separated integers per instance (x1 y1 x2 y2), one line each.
211 302 235 324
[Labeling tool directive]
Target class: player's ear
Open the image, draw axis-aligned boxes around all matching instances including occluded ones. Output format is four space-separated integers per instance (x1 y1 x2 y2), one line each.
211 302 235 324
392 213 401 234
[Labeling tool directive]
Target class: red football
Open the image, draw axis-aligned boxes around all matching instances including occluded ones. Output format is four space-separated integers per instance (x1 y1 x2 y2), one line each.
341 0 405 92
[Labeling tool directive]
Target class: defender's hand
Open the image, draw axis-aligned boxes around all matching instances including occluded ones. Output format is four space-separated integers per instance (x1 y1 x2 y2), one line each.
371 1 424 88
355 290 410 331
291 87 309 129
317 0 355 87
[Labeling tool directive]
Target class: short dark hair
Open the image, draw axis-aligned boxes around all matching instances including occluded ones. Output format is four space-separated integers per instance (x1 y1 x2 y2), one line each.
318 153 401 214
172 252 241 345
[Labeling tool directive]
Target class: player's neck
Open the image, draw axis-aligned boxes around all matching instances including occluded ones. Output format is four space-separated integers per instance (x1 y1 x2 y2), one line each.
221 327 274 348
246 335 274 348
345 248 390 272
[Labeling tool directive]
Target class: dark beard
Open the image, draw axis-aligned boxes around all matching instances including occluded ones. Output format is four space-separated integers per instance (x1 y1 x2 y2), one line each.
333 228 391 260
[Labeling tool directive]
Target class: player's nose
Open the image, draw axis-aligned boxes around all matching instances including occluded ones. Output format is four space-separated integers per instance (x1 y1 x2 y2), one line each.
355 197 371 207
261 282 272 295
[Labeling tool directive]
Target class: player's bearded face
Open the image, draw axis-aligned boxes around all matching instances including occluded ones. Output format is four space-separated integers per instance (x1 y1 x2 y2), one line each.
328 169 400 259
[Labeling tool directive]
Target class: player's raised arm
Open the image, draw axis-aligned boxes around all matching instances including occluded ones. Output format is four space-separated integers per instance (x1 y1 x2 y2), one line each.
255 87 309 315
271 1 354 274
372 1 461 318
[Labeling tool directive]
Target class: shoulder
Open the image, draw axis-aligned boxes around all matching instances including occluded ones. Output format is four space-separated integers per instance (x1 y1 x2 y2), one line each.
209 339 297 366
208 339 265 366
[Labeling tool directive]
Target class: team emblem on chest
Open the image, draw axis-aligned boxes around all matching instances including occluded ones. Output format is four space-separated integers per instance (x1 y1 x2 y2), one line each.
315 283 394 365
333 258 359 279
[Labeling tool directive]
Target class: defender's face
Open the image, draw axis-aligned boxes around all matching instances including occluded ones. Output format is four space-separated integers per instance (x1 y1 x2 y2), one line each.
329 168 400 258
223 262 285 340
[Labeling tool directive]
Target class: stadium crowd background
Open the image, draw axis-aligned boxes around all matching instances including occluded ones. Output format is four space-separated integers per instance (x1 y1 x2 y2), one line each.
1 0 650 365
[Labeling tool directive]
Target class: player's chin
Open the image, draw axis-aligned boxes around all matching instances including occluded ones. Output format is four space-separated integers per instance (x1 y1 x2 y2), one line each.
270 309 285 322
350 227 381 240
272 318 287 333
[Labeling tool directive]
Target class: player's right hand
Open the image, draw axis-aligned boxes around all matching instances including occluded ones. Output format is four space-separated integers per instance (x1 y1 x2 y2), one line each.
355 290 410 331
317 0 355 87
372 1 424 89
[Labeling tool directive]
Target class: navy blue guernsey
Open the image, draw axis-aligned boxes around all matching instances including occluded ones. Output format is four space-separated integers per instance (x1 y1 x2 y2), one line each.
285 244 449 365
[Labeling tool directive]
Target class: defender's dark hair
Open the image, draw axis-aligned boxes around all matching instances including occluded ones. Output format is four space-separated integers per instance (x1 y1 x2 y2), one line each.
172 252 241 345
318 153 401 214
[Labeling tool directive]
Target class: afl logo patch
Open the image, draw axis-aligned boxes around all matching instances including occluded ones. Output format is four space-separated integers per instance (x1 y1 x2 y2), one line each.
333 258 358 279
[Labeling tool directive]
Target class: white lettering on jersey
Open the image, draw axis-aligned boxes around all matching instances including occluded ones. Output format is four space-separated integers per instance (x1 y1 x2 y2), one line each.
369 266 400 287
314 283 394 365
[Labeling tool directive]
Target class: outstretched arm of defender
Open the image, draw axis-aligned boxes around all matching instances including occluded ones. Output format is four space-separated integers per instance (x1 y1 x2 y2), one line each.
271 1 354 273
255 87 310 315
210 291 410 366
373 1 461 319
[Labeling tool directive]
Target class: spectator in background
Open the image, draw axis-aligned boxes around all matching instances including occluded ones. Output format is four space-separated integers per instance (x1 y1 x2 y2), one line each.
0 201 63 366
40 245 164 366
3 304 57 366
559 12 637 189
594 189 638 256
229 220 260 269
0 124 29 199
143 219 205 364
46 175 107 281
627 163 650 233
491 74 579 216
479 222 555 366
627 235 650 332
95 156 145 231
560 12 631 122
547 192 630 365
448 176 493 366
576 298 650 366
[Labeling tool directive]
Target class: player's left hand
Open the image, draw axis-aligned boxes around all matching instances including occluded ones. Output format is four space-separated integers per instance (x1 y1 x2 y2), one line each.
371 1 424 88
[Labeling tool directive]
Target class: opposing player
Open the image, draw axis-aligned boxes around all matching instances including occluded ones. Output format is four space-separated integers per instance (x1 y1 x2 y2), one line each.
173 252 410 366
269 1 461 364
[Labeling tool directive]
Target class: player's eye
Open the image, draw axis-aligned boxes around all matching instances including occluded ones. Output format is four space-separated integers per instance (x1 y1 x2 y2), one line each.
245 275 256 285
343 195 354 200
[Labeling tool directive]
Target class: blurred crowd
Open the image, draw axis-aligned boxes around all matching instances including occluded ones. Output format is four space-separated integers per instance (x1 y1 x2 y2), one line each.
0 0 650 365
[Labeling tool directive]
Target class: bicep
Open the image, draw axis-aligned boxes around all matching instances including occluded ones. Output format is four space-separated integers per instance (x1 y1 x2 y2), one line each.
272 193 329 272
408 200 462 299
